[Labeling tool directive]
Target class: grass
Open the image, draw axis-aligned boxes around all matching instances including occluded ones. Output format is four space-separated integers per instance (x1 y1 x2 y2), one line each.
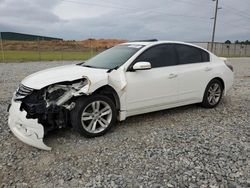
0 50 100 62
1 50 249 63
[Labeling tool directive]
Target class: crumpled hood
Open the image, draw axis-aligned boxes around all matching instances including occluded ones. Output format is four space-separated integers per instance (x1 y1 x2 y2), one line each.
21 64 108 90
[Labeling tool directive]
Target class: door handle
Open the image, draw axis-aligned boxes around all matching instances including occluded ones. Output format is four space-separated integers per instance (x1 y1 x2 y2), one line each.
168 73 178 79
204 67 212 71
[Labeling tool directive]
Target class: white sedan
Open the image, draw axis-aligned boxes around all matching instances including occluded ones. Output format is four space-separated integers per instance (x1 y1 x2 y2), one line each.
8 40 234 150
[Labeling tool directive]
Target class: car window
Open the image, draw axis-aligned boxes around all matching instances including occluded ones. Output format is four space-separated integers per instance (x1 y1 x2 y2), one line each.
82 44 144 69
175 44 210 64
134 44 178 68
201 50 210 62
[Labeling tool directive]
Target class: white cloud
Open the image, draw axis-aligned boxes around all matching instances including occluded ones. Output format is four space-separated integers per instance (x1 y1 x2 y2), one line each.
0 0 249 41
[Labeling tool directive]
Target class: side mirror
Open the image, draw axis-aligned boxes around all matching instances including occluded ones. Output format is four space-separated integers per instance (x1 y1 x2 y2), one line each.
132 61 151 71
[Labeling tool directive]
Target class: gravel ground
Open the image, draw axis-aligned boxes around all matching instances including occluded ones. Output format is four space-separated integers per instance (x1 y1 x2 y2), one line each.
0 59 249 188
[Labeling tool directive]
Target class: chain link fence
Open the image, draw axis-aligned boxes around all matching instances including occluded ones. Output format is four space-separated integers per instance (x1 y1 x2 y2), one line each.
193 42 250 57
0 38 125 63
0 39 249 63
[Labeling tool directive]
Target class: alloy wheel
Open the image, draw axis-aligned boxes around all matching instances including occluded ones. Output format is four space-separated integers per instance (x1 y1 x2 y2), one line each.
207 83 222 106
81 101 112 133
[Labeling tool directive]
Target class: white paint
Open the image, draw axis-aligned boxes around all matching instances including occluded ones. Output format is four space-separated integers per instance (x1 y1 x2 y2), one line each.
8 41 234 150
8 98 51 150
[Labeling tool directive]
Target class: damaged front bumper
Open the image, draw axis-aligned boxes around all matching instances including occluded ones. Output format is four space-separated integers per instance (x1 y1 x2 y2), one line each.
8 99 51 150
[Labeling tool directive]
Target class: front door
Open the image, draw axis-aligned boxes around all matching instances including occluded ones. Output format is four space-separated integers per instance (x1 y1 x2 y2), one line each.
125 44 179 113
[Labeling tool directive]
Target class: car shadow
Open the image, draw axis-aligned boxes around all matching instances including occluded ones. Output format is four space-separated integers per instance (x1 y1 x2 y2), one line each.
43 98 230 148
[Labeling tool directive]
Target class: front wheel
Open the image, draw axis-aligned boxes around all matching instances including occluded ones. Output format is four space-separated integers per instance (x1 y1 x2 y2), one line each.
201 79 223 108
70 95 117 137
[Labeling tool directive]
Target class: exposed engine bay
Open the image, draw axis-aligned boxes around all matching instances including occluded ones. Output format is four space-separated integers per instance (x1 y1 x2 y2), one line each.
7 63 127 150
15 79 89 134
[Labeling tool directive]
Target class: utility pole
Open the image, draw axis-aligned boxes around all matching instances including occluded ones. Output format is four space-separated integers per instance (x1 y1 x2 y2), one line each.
211 0 221 53
90 39 93 57
0 32 5 63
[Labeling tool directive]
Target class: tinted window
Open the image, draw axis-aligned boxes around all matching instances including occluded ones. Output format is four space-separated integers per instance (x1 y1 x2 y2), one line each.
201 50 210 62
134 44 177 68
175 44 209 64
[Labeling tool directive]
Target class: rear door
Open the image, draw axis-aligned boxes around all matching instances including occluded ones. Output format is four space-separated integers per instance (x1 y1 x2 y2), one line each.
175 44 212 102
125 44 179 113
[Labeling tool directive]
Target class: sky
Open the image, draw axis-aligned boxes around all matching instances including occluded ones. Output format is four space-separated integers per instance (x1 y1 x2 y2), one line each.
0 0 249 42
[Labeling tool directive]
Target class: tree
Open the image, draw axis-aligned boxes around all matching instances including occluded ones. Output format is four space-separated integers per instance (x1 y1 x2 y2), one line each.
225 40 231 44
231 40 250 44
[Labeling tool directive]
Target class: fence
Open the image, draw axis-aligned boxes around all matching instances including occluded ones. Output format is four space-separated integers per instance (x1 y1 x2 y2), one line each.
193 42 250 57
0 39 125 62
0 39 249 62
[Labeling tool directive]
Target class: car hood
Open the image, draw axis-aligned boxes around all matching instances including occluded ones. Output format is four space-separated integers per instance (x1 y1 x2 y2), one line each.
21 64 108 90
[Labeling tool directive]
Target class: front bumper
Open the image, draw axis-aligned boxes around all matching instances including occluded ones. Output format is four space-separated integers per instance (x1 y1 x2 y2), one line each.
8 99 51 150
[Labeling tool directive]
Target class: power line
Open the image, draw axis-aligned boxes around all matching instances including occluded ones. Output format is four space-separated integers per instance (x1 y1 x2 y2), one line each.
59 0 209 20
59 0 137 11
60 0 250 24
170 0 204 6
221 3 250 20
58 0 249 42
219 20 250 32
94 0 129 8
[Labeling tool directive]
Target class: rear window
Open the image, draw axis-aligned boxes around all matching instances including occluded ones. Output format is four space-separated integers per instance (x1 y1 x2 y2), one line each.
175 44 210 64
201 50 210 62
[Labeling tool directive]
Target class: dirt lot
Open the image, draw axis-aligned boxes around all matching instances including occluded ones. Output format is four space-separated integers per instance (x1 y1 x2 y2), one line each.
2 39 126 51
0 58 249 187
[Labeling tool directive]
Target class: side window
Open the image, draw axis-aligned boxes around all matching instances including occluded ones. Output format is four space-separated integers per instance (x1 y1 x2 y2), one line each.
201 50 210 62
175 44 209 64
134 44 177 68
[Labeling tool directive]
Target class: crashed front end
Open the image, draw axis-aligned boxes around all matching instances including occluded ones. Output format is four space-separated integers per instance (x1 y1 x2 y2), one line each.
8 78 90 150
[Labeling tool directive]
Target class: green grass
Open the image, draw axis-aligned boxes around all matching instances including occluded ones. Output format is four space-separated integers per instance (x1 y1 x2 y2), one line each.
0 50 99 62
1 50 249 63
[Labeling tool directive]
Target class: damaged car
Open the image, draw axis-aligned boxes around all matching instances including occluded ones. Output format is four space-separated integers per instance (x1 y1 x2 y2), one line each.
8 40 234 150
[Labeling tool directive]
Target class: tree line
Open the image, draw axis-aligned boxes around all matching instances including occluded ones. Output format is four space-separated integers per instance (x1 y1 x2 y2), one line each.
225 40 250 44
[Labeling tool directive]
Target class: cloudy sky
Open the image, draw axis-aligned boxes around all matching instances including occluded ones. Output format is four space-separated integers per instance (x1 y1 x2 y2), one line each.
0 0 249 41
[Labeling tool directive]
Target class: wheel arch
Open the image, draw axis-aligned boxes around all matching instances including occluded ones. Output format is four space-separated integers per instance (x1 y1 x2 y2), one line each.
201 77 225 108
210 77 225 91
92 85 121 111
202 77 225 101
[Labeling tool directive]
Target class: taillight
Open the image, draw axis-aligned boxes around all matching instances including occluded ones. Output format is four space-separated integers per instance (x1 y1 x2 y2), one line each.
224 60 233 72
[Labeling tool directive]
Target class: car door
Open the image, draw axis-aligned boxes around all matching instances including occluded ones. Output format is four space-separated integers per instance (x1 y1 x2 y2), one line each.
125 44 179 114
175 44 212 102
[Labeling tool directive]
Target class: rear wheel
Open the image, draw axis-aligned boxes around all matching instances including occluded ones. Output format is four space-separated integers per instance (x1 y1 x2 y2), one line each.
201 79 223 108
70 95 117 137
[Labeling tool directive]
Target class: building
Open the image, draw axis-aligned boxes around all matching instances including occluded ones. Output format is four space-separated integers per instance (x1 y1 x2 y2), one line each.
0 32 62 41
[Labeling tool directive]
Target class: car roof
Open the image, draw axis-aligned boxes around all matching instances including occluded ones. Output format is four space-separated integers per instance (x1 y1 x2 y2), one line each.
122 40 211 54
123 40 195 46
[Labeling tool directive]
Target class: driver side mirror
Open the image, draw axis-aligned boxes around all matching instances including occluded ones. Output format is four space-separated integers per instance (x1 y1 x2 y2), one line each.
132 61 151 71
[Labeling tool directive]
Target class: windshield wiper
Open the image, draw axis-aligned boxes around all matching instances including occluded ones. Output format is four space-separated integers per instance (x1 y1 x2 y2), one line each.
83 65 94 68
81 64 99 68
76 62 97 68
107 66 119 73
76 62 85 66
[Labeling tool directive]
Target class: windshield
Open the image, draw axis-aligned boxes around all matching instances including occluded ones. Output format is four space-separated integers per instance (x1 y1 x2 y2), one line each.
82 44 144 69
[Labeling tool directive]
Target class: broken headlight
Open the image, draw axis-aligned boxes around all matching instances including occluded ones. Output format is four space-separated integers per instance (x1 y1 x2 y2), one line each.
46 78 90 106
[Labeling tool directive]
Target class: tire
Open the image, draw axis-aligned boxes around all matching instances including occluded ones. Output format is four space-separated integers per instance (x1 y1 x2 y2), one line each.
70 94 117 137
201 79 223 108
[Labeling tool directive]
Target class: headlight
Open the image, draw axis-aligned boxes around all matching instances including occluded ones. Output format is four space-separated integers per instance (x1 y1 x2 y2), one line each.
46 78 90 105
71 77 90 91
73 76 91 95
